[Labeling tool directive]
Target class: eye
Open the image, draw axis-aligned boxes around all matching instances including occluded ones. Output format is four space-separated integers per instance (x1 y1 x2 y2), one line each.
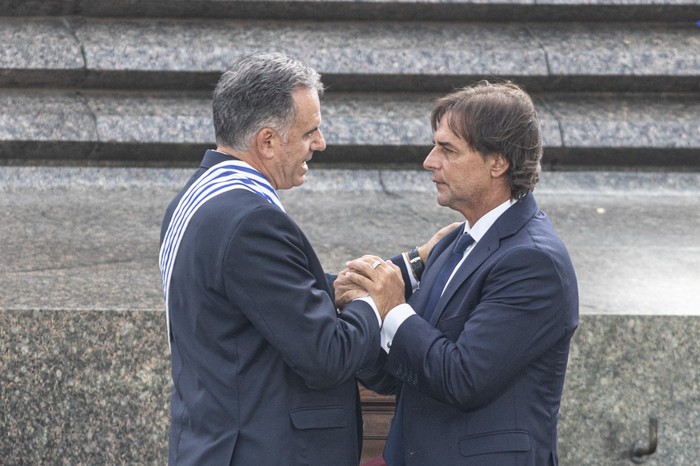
303 129 318 141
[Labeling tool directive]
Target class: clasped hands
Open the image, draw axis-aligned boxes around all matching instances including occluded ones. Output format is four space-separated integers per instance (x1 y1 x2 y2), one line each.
334 222 462 321
334 255 406 321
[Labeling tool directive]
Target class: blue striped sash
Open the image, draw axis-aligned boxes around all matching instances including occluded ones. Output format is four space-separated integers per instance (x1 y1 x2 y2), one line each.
159 159 284 349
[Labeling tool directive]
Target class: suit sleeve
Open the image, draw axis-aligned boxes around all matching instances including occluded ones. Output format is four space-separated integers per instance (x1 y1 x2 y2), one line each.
222 205 381 390
354 252 414 396
386 246 574 410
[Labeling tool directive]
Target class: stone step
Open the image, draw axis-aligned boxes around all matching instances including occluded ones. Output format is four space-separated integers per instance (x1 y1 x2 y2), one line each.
1 18 698 92
1 89 698 169
3 0 698 22
1 166 698 315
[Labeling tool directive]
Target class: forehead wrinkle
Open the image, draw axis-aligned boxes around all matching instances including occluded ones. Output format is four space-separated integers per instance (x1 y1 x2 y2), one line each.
434 123 460 148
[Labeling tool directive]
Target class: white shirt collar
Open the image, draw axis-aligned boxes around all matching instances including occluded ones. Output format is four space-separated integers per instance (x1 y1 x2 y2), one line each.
464 198 516 242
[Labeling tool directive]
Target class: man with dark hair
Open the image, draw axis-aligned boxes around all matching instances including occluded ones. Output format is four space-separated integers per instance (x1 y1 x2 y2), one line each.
159 52 412 465
339 81 579 465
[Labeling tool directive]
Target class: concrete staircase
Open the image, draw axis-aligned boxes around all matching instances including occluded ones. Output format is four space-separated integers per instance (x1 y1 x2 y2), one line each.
2 1 699 465
1 0 698 169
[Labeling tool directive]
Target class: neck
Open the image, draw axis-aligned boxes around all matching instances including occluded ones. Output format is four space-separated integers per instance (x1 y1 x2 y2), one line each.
215 145 243 159
215 145 275 186
462 193 512 227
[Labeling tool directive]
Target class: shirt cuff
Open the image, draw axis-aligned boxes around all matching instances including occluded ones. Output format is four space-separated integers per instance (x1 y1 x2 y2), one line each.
354 296 382 329
380 303 415 352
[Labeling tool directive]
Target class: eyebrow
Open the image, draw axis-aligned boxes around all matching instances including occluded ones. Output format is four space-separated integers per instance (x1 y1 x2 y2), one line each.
434 139 456 150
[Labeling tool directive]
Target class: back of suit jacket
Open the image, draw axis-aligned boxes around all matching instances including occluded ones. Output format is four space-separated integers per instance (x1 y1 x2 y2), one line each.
363 194 578 465
161 151 381 465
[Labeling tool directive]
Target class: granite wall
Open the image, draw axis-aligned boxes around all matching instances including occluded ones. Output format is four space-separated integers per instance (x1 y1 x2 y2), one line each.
2 311 698 465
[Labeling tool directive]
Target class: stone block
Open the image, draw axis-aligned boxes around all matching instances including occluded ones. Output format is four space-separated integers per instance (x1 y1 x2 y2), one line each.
534 23 700 77
541 93 700 149
0 18 83 71
2 311 699 465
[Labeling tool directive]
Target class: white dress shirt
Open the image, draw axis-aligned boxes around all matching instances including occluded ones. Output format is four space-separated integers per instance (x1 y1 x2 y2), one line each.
376 198 516 352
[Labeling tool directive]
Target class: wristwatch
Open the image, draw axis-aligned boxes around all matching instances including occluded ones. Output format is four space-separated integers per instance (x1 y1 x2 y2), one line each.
407 247 424 281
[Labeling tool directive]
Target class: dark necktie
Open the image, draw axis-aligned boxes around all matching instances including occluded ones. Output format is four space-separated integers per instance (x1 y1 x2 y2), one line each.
421 232 475 323
383 232 474 465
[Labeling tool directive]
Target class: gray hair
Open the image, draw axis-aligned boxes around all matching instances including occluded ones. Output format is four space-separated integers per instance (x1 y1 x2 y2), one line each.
213 52 324 151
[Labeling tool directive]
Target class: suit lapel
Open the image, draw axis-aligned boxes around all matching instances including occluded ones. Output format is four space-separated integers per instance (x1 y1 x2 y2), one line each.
428 233 497 325
410 226 463 319
428 194 539 325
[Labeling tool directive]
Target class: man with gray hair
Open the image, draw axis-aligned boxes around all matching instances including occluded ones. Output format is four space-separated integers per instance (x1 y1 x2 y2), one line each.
159 52 407 464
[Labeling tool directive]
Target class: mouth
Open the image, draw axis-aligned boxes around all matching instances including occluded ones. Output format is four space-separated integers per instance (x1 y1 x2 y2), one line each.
303 154 313 169
432 179 447 192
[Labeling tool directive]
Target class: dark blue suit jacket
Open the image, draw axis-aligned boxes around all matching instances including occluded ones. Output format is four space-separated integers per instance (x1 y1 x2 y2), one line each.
161 151 381 465
362 194 578 465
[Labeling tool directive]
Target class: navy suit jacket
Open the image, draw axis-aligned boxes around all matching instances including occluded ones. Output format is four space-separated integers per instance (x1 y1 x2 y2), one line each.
361 193 578 465
161 151 381 465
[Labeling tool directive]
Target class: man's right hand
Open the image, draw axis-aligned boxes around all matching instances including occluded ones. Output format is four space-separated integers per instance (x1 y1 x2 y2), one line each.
343 255 405 320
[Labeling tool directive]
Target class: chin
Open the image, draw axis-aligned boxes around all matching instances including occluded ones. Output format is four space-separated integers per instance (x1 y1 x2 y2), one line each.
438 198 455 210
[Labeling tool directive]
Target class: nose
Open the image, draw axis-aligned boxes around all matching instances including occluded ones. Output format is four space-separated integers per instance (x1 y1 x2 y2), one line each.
423 147 439 171
312 129 326 152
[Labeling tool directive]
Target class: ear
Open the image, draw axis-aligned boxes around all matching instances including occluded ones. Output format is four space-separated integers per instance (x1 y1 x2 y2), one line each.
255 127 277 160
490 153 510 178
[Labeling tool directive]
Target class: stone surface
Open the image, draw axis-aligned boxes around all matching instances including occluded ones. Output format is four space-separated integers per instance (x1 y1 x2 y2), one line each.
2 312 698 465
0 309 170 465
3 90 699 165
71 18 547 77
0 18 82 70
4 18 697 81
85 92 213 144
541 93 700 149
560 315 700 466
1 167 699 315
0 91 95 142
535 23 700 77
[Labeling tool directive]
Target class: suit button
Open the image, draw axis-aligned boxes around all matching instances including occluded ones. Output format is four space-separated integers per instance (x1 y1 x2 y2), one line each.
409 450 418 456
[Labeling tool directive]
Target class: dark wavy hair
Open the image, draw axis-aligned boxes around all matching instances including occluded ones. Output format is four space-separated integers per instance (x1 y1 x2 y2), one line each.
430 80 542 200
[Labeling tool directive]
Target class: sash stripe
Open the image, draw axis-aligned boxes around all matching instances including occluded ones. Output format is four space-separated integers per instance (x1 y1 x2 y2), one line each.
159 159 284 350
